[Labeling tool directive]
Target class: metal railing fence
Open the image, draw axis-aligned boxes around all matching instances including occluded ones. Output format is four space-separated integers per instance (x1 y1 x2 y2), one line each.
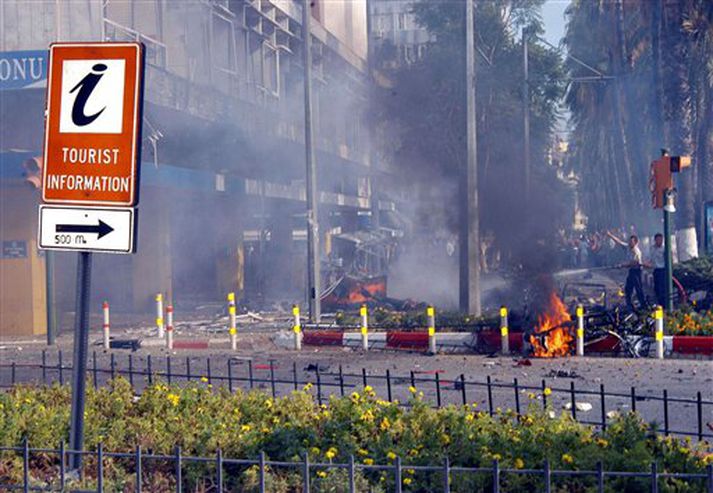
1 350 712 441
1 440 712 493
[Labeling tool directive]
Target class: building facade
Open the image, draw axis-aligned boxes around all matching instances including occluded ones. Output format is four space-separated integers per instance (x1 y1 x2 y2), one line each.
368 0 434 69
0 0 394 336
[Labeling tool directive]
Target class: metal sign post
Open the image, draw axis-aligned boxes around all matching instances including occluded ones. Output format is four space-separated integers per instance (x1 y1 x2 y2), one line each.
38 42 144 473
68 251 91 470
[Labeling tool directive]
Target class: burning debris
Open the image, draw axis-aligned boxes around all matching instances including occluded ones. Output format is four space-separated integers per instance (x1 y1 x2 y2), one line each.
529 292 574 358
544 368 582 379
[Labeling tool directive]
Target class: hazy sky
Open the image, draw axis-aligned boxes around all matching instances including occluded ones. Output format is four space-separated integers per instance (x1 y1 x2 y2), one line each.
541 0 571 47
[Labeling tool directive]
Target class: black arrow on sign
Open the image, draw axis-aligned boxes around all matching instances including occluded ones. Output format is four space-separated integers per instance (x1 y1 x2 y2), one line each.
56 220 114 239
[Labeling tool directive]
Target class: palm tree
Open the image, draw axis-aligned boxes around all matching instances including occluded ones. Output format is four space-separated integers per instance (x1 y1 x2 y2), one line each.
565 0 712 253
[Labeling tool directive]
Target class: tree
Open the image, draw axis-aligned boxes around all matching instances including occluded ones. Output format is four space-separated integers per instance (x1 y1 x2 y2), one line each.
372 0 567 263
565 0 713 256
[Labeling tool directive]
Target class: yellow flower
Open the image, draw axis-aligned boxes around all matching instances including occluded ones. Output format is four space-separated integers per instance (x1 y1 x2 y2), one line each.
363 458 374 465
360 409 375 422
514 458 524 469
561 453 574 464
408 386 417 394
465 413 475 422
325 447 337 460
380 417 391 431
364 385 374 393
528 392 536 400
303 383 313 391
310 447 321 456
406 469 415 475
492 453 501 461
350 392 361 402
403 478 412 485
357 448 369 456
596 438 608 448
240 424 252 432
387 451 397 461
166 393 180 406
441 433 451 445
543 387 552 397
200 376 208 383
265 399 273 409
317 470 327 478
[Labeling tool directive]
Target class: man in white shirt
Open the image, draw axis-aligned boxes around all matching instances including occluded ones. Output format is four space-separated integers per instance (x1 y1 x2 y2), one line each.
650 233 666 307
607 231 648 311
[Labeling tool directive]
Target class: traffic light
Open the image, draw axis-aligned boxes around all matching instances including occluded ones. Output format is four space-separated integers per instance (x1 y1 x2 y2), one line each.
649 155 691 209
670 155 692 172
650 157 672 209
22 156 43 189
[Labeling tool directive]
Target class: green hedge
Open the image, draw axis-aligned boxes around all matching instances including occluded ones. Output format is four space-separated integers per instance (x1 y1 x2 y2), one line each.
1 380 710 492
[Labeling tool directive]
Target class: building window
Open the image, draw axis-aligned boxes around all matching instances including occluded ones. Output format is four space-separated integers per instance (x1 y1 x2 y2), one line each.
103 0 166 67
397 13 405 30
404 45 414 63
212 12 236 92
262 43 279 96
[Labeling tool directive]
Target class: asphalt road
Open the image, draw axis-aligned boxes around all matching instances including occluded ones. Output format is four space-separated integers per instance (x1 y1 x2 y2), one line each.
2 333 711 441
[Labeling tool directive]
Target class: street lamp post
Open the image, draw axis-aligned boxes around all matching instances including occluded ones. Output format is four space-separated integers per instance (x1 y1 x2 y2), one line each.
663 190 675 312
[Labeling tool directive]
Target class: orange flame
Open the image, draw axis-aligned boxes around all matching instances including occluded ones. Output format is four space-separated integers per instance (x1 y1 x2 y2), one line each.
529 292 573 358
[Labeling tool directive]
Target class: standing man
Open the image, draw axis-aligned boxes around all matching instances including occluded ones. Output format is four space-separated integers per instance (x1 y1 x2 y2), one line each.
607 231 648 311
649 233 666 307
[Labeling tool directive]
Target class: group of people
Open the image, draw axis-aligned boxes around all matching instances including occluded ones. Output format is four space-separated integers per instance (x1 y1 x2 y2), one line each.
557 228 630 268
606 230 668 311
557 227 670 311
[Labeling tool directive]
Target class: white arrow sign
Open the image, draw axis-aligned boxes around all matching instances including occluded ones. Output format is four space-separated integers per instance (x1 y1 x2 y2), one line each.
38 205 136 254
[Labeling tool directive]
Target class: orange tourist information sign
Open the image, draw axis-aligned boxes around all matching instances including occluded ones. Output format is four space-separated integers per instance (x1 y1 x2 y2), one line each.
42 42 143 206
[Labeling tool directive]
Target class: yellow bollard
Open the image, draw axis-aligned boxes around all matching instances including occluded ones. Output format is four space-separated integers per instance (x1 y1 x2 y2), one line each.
427 306 436 354
155 293 165 338
228 292 237 351
576 305 584 357
500 306 509 355
654 305 664 359
102 301 110 350
360 304 369 351
293 304 302 351
166 304 174 350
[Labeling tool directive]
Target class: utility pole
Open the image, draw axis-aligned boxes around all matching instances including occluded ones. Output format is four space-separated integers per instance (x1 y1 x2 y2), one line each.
302 0 321 322
45 251 57 345
522 27 531 201
460 0 481 315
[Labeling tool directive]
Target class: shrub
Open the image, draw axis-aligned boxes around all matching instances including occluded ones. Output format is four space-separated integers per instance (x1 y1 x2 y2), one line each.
1 380 710 492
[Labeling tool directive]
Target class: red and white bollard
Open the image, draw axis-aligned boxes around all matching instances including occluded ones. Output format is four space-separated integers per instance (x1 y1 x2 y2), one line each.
228 292 237 351
155 293 165 338
360 304 369 351
293 304 302 351
166 304 174 350
102 301 110 350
